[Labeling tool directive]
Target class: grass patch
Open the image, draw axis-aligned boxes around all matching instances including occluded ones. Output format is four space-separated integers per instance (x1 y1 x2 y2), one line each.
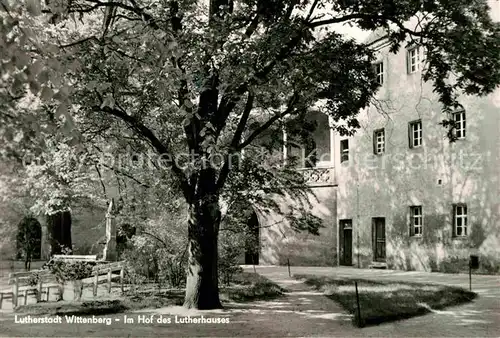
295 274 477 327
221 271 286 302
16 272 284 316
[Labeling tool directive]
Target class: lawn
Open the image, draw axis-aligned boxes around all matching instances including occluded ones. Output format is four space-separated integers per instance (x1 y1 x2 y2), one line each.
295 274 477 327
15 272 285 316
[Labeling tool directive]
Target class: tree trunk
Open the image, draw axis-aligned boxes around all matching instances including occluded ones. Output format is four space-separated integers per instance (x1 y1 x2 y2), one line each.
183 199 222 309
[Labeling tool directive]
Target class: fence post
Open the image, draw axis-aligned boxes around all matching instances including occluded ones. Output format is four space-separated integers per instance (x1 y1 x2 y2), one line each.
37 280 42 303
0 293 3 309
355 281 363 327
23 289 28 305
469 265 472 291
12 276 19 307
107 269 112 293
120 267 124 294
287 258 291 277
93 269 99 296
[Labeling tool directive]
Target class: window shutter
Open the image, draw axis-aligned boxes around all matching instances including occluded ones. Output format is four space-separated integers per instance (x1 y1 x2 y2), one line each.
373 131 377 154
371 219 376 258
409 208 413 237
408 123 412 148
406 50 410 74
452 204 456 237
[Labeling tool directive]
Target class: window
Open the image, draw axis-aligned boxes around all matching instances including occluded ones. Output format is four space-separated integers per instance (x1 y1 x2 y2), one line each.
410 206 423 237
375 62 384 85
453 111 466 139
340 139 349 163
407 46 421 74
453 204 468 237
409 120 422 148
373 129 385 154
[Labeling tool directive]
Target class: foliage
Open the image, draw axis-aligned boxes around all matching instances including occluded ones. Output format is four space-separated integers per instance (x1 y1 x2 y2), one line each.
218 230 244 285
45 260 95 284
120 200 188 288
26 271 40 287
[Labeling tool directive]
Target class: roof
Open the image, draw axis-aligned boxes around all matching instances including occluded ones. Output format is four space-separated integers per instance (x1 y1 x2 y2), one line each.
363 27 389 45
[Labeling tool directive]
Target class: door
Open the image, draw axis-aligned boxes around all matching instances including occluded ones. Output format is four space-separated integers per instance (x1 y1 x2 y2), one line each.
372 218 386 262
339 220 353 266
245 212 260 265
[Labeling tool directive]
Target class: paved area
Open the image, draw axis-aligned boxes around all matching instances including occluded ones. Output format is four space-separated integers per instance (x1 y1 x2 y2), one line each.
0 266 498 337
250 266 500 337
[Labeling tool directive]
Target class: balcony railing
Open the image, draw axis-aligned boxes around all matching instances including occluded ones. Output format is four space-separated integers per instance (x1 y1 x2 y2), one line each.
297 167 335 187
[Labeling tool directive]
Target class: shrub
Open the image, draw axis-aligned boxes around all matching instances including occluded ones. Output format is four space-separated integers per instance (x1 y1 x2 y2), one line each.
218 231 244 286
44 260 95 301
119 208 188 289
46 260 95 283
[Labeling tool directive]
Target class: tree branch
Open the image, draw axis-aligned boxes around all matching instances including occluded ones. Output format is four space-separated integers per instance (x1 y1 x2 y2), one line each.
308 13 424 38
238 92 299 150
73 0 161 30
94 163 108 198
96 105 190 197
215 92 254 191
306 0 320 21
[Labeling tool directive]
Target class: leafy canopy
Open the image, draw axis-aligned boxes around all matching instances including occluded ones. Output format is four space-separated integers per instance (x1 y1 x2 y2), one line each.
0 0 499 216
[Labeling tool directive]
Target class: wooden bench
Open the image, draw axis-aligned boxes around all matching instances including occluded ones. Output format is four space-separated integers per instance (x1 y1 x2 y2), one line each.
92 261 125 295
52 255 98 262
0 270 58 308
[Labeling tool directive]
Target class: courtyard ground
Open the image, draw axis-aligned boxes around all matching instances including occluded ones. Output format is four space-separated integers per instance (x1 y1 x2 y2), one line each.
0 266 498 337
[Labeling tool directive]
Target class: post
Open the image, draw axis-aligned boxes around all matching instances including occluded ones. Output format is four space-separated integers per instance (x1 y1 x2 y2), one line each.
37 280 43 302
23 289 28 305
355 281 363 327
469 265 472 291
107 269 112 293
93 270 99 296
12 277 19 307
103 199 118 261
47 287 50 302
120 267 124 294
287 258 291 277
0 293 3 309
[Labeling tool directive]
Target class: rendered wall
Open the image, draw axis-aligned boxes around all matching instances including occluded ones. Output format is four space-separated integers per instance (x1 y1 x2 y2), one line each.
334 31 500 273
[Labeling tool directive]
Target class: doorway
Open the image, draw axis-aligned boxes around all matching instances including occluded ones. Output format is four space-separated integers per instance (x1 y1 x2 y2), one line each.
244 212 260 265
339 219 353 266
372 218 386 262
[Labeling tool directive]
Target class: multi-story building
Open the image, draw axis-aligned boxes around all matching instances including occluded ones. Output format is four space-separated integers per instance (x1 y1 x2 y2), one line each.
253 1 500 274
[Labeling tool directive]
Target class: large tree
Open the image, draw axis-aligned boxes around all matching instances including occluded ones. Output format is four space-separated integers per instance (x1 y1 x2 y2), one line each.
1 0 499 309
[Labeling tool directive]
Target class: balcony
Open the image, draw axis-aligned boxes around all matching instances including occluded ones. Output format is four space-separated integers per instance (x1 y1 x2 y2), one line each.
298 167 336 187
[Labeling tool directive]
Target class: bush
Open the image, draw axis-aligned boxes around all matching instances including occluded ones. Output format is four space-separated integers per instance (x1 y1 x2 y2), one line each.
218 231 244 286
45 260 95 283
120 220 187 289
44 260 95 301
